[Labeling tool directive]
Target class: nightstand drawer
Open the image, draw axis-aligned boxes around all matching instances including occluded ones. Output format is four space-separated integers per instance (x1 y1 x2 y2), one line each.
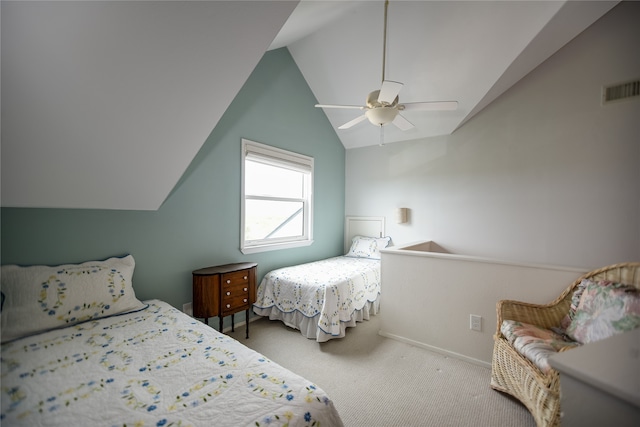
222 295 250 315
221 270 250 287
222 282 250 298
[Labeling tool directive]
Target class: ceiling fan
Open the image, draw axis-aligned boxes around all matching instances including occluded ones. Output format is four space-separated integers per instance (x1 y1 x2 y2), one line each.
315 0 458 132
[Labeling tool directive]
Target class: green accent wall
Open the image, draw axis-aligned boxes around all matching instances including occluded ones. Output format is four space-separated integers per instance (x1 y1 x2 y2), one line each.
1 48 346 328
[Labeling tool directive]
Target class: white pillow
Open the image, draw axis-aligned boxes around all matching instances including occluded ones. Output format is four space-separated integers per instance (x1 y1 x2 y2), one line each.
345 235 391 260
1 255 146 343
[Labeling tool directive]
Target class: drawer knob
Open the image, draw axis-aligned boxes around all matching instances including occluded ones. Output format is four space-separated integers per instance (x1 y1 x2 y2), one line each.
243 299 247 303
226 291 231 296
226 304 231 309
226 279 231 284
243 287 248 292
243 276 247 280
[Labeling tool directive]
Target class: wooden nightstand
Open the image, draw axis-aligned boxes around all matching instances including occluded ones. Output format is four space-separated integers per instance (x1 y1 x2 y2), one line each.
192 262 257 338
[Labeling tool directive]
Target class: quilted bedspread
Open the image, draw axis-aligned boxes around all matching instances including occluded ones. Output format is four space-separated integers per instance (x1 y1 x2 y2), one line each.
253 256 381 337
1 300 343 427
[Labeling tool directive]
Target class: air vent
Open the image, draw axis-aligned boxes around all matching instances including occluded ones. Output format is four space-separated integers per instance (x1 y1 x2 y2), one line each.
602 79 640 105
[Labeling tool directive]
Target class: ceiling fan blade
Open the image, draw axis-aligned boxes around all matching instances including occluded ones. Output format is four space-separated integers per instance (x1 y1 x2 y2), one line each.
401 101 458 111
377 80 403 104
315 104 364 110
392 114 414 131
338 114 368 130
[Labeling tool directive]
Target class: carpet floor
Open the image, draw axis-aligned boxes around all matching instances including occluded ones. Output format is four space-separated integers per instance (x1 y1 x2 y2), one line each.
228 314 536 427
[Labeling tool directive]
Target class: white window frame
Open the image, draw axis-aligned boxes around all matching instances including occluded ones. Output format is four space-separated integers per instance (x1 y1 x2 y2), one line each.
240 139 314 254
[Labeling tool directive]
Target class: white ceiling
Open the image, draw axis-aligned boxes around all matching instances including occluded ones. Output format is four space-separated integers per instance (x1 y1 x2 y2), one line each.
0 1 619 210
1 0 297 210
278 0 618 149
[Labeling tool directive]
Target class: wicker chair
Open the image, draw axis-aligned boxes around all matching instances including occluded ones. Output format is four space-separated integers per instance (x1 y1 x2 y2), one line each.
490 262 640 427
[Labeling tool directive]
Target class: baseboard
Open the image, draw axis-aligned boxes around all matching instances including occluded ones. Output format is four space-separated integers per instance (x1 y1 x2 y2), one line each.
221 314 261 334
378 329 491 369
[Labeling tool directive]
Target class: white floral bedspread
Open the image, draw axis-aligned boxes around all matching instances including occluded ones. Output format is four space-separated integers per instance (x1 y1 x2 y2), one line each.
1 300 343 427
253 256 381 337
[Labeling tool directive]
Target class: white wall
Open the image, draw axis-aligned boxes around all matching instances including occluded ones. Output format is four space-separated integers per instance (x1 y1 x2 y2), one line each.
379 244 587 364
345 2 640 270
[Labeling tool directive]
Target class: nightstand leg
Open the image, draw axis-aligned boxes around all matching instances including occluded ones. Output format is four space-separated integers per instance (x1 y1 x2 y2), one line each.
246 308 250 339
219 315 223 333
231 314 235 332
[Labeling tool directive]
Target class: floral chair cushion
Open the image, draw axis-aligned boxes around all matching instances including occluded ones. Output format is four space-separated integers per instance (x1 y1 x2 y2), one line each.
500 320 580 373
565 279 640 344
560 278 591 329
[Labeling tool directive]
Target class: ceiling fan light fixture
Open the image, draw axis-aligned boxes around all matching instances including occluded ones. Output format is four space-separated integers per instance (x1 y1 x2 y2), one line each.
365 106 398 126
314 0 458 134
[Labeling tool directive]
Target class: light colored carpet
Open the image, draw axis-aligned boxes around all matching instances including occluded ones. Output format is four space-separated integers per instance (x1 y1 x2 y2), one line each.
228 314 536 427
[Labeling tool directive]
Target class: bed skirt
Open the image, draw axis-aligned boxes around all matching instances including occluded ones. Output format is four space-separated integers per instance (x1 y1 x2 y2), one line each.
253 299 380 343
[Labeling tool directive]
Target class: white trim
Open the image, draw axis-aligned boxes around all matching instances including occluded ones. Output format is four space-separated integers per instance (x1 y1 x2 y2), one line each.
240 139 314 254
381 240 589 273
240 239 314 255
377 330 492 369
218 311 261 334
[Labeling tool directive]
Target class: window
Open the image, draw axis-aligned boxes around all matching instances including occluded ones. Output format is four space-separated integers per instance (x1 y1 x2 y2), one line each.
241 139 313 254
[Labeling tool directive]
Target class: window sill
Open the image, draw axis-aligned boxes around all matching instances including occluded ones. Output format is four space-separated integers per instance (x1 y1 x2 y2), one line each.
240 239 313 254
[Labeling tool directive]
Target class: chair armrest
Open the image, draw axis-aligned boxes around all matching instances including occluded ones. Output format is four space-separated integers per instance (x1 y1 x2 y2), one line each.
495 298 569 335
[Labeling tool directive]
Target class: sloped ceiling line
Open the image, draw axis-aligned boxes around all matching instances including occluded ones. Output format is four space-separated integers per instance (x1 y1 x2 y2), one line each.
1 0 617 210
1 0 298 210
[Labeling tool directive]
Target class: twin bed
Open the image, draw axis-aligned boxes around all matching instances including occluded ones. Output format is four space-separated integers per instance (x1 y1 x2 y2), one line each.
1 217 387 425
253 216 387 342
1 256 343 426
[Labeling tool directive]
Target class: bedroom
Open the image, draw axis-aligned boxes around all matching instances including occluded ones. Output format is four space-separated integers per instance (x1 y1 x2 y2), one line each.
2 0 639 425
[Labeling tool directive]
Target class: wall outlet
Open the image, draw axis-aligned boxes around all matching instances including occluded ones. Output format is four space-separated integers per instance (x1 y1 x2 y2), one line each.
183 302 193 317
470 314 482 332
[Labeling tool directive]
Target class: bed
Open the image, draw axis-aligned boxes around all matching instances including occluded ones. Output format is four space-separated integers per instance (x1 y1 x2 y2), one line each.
1 255 343 426
253 216 388 342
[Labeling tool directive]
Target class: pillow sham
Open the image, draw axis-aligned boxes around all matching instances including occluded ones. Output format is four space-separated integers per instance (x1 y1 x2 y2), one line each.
1 255 146 343
345 235 391 260
565 279 640 344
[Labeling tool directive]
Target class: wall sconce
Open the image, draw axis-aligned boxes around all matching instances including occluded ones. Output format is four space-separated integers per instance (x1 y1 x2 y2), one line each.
396 207 408 224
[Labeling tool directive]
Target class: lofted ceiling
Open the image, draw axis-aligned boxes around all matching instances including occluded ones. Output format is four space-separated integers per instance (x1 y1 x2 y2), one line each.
0 1 619 210
276 0 619 149
1 0 298 210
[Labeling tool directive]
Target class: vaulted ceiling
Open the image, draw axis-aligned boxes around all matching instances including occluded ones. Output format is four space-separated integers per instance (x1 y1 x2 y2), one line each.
1 1 618 210
278 0 618 149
